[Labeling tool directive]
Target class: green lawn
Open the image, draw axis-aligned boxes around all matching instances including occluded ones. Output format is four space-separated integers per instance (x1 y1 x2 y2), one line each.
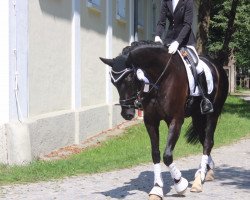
0 96 249 185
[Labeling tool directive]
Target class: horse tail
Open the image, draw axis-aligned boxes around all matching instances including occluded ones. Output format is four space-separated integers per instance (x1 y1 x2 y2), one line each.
185 123 200 144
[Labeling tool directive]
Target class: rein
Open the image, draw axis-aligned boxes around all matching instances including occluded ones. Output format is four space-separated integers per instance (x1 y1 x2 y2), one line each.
147 54 173 93
118 54 173 109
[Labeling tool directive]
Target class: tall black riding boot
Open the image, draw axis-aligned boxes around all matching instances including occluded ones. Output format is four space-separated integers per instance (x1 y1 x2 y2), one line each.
197 72 214 114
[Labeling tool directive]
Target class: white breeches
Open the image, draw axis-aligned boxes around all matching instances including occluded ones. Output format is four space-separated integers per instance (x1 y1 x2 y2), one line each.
187 45 204 74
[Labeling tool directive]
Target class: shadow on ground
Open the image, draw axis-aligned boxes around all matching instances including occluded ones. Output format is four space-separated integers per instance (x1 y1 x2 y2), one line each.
97 166 250 199
223 101 250 119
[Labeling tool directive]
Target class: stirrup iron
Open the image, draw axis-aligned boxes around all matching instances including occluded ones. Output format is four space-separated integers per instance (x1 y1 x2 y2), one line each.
200 97 214 114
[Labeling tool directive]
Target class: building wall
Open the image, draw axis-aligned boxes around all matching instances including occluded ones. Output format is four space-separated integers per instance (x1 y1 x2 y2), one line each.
0 0 10 124
0 0 181 164
28 0 72 116
81 1 107 106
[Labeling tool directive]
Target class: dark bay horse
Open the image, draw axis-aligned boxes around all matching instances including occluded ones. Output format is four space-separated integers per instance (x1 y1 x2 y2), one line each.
100 41 228 199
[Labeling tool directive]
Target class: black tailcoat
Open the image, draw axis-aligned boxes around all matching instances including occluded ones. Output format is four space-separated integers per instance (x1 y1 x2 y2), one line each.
156 0 196 46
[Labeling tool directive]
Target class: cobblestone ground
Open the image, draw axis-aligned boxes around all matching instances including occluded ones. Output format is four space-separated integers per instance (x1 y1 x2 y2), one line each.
0 138 250 200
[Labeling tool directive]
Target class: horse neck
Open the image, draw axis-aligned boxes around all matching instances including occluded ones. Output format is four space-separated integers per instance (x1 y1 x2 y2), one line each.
130 52 173 82
140 54 178 83
140 53 187 96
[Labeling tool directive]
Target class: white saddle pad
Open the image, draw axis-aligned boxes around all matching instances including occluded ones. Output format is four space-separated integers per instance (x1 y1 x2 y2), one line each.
177 50 214 96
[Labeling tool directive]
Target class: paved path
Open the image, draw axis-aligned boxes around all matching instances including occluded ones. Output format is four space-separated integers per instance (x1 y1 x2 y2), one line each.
1 138 250 200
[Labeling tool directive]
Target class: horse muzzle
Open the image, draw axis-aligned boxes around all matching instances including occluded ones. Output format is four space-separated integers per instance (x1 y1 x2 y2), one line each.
121 108 135 120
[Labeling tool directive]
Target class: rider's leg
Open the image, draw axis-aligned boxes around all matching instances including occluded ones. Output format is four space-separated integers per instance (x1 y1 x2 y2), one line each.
187 46 213 114
197 72 214 114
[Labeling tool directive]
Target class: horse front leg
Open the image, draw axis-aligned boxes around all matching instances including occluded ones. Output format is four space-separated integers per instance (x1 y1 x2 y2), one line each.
191 114 218 192
163 118 188 195
144 118 163 200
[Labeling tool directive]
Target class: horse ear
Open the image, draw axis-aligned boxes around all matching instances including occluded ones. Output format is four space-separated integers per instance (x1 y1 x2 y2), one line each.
99 57 113 67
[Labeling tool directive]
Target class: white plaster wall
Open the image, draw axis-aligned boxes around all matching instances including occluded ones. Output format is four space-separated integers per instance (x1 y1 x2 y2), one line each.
28 111 75 157
6 122 32 165
112 0 131 102
28 0 72 116
80 1 106 107
0 124 7 164
0 0 10 123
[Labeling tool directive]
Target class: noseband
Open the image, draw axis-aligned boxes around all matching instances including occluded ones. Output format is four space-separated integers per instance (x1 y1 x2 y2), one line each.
119 96 139 109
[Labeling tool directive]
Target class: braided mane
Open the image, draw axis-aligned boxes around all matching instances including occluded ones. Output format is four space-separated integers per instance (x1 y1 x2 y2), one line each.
121 40 163 55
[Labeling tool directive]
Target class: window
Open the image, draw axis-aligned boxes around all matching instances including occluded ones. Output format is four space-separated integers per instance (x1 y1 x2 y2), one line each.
87 0 101 10
116 0 126 21
138 0 144 27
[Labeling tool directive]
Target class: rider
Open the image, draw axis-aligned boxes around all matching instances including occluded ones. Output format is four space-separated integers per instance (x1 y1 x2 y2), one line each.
154 0 213 114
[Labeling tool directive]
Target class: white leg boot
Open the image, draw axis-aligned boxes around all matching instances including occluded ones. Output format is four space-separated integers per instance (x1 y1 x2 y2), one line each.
149 163 164 199
169 163 188 195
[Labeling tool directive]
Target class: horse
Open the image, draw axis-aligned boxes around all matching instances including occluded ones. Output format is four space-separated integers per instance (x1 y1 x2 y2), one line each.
100 41 228 199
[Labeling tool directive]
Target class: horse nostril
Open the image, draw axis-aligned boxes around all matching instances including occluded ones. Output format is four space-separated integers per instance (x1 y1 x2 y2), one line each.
126 114 134 120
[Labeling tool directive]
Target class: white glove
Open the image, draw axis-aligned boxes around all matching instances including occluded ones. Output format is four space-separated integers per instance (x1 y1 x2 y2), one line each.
154 36 163 44
168 41 179 54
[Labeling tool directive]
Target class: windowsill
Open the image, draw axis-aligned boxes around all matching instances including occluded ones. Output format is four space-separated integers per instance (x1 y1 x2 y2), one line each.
87 2 101 13
116 15 127 24
137 24 144 31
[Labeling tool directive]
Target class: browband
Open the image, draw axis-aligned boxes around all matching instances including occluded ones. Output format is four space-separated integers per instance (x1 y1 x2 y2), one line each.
110 68 133 83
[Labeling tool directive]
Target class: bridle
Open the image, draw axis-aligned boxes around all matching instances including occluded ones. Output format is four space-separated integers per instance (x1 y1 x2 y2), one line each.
113 55 173 109
117 69 143 109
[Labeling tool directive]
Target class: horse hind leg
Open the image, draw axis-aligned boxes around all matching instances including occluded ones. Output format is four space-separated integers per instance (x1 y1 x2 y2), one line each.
191 155 215 192
190 114 218 192
205 159 215 181
187 113 208 192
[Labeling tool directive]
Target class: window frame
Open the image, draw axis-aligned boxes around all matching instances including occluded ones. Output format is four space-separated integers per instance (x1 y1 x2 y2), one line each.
87 0 101 11
116 0 126 22
138 0 144 28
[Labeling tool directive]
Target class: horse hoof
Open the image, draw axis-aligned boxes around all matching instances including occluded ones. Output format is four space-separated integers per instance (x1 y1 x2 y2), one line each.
174 177 188 195
149 186 163 200
149 194 162 200
191 173 202 193
205 169 215 181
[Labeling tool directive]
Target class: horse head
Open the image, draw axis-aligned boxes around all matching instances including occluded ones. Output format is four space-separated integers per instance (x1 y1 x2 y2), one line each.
100 55 140 120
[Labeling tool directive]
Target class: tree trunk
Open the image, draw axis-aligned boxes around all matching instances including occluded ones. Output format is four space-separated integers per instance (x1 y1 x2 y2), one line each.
196 0 211 55
218 0 240 67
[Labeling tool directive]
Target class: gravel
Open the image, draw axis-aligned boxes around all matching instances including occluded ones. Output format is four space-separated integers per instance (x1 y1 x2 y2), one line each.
1 138 250 200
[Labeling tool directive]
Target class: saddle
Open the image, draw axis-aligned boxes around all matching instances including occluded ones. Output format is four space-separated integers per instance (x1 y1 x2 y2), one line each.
177 48 214 97
180 47 199 92
178 47 214 115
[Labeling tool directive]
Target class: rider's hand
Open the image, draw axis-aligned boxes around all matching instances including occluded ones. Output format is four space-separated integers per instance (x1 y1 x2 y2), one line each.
168 41 179 54
154 36 163 44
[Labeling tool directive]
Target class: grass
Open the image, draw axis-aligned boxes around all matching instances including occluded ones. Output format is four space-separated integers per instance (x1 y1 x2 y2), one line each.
0 96 249 185
236 86 250 93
